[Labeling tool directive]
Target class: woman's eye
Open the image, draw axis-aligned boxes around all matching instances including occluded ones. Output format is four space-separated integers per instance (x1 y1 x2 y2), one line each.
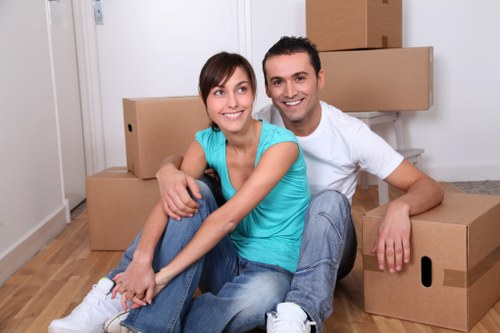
214 89 224 96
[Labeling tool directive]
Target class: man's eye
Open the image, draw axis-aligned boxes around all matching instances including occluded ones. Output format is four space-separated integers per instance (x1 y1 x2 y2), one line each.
272 80 282 86
296 76 305 82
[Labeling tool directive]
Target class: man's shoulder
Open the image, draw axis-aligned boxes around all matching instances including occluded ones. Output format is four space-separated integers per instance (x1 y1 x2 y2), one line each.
319 101 362 128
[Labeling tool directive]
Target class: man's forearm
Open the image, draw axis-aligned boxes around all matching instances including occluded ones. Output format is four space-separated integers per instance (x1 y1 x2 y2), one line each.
390 177 444 216
157 154 183 173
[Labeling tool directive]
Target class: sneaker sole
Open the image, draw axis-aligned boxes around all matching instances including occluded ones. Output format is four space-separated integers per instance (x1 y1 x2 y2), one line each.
48 326 104 333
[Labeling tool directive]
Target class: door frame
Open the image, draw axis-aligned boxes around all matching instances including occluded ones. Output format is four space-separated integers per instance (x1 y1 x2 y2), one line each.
72 0 252 176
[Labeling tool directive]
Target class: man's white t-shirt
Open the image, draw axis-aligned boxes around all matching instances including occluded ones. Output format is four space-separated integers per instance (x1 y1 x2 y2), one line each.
254 101 404 203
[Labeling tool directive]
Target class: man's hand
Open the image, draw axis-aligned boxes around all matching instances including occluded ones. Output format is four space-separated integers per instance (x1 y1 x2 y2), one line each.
156 163 201 220
111 259 155 309
370 203 411 273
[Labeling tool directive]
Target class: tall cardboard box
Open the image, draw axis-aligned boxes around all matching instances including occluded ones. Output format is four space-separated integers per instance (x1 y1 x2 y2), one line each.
363 192 500 331
306 0 402 51
124 96 210 179
86 167 160 251
319 47 433 112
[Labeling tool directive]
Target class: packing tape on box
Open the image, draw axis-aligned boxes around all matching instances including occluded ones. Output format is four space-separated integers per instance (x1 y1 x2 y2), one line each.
363 245 499 288
444 245 500 288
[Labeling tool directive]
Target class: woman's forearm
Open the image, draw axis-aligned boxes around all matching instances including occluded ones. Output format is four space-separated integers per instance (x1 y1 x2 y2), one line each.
156 210 234 285
132 201 169 264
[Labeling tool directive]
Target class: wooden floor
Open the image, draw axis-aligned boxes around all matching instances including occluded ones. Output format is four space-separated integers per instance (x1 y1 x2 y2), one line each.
0 184 498 333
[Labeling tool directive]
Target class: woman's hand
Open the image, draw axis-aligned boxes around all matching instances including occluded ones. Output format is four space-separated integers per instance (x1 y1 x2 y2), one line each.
111 260 155 309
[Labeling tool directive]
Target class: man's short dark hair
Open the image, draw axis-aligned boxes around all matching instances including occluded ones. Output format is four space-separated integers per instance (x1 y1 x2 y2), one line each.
262 36 322 82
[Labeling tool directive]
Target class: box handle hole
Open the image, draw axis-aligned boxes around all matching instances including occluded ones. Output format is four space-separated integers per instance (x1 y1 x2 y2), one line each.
128 124 133 132
421 256 432 287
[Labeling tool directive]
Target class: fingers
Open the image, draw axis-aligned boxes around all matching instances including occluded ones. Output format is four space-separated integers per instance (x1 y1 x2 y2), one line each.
371 237 409 273
186 176 202 200
145 286 154 305
162 185 200 220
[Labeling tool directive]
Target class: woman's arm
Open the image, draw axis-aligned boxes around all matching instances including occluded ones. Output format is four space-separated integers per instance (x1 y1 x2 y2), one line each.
112 140 208 307
154 141 299 289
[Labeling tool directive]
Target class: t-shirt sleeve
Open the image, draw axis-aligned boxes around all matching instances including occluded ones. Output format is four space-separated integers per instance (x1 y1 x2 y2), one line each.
351 122 404 180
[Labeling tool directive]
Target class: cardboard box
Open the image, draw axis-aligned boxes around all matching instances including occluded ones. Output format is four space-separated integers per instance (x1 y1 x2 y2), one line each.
363 192 500 331
124 96 210 179
86 167 160 251
319 47 433 112
306 0 402 51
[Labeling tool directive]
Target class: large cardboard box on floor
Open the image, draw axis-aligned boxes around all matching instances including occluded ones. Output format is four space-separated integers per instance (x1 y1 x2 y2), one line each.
124 96 210 179
363 192 500 331
86 167 160 251
319 47 433 112
306 0 402 51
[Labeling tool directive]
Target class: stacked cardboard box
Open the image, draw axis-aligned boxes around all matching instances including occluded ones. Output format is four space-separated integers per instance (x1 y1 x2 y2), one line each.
363 192 500 331
306 0 433 112
86 97 210 250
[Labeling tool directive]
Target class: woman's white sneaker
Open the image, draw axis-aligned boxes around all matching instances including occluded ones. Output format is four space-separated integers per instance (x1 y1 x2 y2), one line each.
48 278 123 333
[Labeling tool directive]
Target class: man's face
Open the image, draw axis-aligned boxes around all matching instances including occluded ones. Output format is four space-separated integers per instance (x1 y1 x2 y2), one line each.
264 52 324 129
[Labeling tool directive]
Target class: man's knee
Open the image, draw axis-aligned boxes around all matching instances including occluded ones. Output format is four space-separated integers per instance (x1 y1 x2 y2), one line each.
309 190 350 216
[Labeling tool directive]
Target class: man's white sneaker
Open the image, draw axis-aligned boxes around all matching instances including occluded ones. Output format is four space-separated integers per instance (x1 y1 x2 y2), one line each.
266 302 316 333
104 310 133 333
48 278 123 333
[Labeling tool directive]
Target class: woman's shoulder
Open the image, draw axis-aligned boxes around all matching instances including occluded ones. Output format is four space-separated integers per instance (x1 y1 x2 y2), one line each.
261 121 297 144
196 127 225 149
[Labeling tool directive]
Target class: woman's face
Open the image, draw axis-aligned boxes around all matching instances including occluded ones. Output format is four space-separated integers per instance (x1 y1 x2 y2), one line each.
206 66 255 134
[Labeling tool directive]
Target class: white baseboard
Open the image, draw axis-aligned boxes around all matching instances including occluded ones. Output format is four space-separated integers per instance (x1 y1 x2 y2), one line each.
0 204 68 286
425 161 500 182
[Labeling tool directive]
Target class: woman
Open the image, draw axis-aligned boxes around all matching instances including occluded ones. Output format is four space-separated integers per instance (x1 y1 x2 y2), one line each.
49 52 309 333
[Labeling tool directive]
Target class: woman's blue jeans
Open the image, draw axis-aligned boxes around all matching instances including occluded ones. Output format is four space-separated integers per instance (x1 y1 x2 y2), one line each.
107 179 292 333
285 190 357 333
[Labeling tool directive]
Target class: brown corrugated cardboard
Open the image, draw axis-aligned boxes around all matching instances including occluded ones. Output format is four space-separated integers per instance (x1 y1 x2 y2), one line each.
306 0 402 51
124 96 210 179
319 47 433 112
363 192 500 331
86 167 160 251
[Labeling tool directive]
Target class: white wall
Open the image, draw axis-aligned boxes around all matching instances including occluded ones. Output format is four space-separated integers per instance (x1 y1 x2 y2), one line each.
0 1 68 285
401 0 500 181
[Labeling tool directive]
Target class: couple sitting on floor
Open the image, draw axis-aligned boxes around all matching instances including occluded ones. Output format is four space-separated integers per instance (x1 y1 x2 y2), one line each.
49 36 443 333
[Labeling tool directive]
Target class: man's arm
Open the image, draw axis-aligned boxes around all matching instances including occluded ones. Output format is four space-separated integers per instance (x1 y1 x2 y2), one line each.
156 154 202 220
371 160 444 273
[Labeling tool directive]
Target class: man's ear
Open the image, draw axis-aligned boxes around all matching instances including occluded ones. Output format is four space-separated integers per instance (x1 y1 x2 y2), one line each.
265 81 271 98
317 69 325 90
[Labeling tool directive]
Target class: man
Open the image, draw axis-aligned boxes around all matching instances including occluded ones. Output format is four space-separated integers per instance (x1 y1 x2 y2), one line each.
156 36 444 332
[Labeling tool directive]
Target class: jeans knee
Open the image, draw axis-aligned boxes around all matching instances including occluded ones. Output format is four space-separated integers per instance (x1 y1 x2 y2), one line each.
238 272 290 312
309 190 350 215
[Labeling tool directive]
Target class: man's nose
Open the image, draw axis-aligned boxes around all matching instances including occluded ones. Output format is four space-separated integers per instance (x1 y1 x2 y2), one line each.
284 82 297 98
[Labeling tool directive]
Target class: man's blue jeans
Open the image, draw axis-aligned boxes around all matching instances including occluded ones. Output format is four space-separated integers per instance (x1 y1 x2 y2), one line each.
285 190 357 332
107 179 292 333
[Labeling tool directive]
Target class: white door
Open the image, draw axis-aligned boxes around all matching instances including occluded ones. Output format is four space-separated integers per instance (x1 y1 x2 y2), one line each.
48 0 87 210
